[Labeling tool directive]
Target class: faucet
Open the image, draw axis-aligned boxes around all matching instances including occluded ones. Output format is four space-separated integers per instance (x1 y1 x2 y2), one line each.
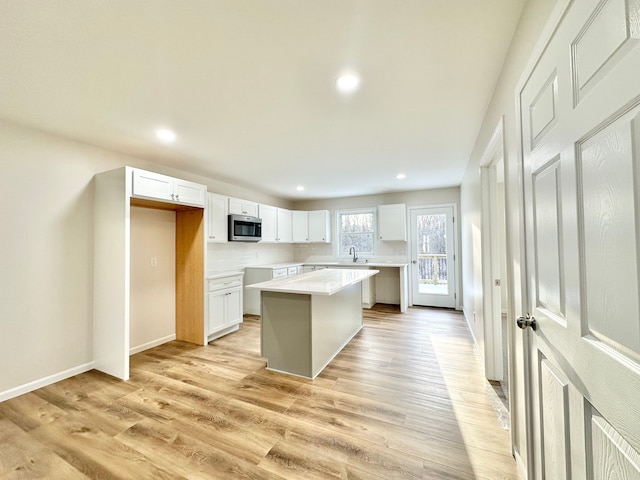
348 246 358 263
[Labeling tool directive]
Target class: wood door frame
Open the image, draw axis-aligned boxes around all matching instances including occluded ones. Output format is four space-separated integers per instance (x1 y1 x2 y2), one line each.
408 203 460 310
511 1 574 477
480 117 507 383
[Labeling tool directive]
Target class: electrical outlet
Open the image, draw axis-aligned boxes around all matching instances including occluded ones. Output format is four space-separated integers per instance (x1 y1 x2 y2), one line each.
150 257 157 267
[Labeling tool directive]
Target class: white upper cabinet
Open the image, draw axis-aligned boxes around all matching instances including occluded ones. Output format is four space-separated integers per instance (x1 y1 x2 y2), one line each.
131 169 206 207
229 197 258 217
258 205 292 243
259 204 277 242
292 211 309 243
207 193 228 243
173 179 207 206
308 210 331 243
378 204 407 241
276 208 293 243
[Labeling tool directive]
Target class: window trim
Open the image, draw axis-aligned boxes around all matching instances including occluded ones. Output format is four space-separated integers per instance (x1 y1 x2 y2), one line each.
336 208 377 258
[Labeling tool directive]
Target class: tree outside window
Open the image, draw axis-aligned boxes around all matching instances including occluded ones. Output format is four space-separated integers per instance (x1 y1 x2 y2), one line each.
337 210 375 256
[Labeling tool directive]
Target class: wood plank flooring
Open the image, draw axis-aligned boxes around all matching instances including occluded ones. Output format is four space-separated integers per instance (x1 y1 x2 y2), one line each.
0 305 522 479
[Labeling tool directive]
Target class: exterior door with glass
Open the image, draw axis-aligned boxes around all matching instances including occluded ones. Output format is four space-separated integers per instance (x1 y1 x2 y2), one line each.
410 206 456 308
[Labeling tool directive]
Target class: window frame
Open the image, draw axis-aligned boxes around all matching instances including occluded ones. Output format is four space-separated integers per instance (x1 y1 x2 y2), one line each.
336 208 377 258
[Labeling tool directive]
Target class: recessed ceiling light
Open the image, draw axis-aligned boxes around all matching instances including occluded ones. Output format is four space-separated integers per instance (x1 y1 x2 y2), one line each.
336 73 360 94
396 173 406 179
156 128 176 143
296 185 305 191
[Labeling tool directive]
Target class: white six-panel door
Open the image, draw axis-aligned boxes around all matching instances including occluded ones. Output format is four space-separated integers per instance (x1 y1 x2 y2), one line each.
518 0 640 478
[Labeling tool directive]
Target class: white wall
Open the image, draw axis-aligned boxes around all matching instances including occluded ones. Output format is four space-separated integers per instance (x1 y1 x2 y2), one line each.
130 207 176 353
458 0 557 470
294 188 460 257
294 188 461 307
460 0 556 362
0 121 292 398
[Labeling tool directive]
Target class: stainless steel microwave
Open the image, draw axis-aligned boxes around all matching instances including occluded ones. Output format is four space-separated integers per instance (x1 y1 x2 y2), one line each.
228 214 262 242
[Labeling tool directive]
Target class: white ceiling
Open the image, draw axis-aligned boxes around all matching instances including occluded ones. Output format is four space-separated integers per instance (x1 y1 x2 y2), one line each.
0 0 525 200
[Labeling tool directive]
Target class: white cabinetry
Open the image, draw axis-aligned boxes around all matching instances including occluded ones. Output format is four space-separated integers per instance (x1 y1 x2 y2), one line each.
207 193 228 243
378 204 407 241
302 265 327 273
258 204 277 242
293 210 331 243
207 273 243 340
94 166 207 381
292 211 309 243
229 197 258 217
308 210 331 243
276 208 292 242
260 206 292 243
132 169 206 207
244 264 302 314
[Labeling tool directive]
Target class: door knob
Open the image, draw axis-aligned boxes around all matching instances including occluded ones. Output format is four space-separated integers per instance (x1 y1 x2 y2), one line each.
516 314 537 331
412 260 417 264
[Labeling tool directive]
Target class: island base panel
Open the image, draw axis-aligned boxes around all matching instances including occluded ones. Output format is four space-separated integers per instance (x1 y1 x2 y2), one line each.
261 292 312 378
260 283 363 379
311 283 362 376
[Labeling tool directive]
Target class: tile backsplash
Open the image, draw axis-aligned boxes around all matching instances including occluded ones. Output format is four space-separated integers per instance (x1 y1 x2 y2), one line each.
208 240 408 274
207 242 295 273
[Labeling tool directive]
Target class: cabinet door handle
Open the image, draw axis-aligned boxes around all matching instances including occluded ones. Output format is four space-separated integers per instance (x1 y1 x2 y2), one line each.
176 194 179 201
171 193 175 200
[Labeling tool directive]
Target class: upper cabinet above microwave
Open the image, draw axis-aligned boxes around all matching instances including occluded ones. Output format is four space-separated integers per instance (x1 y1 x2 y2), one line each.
131 169 206 208
228 197 258 217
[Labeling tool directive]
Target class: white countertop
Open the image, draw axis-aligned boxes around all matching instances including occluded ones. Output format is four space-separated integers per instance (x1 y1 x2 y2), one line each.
245 262 304 270
246 268 379 296
207 270 244 280
303 261 408 268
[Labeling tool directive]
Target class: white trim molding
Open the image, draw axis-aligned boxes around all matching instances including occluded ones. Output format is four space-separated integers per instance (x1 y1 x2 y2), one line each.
0 362 95 402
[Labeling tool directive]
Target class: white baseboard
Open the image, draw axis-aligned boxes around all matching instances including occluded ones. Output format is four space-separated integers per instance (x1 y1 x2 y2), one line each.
129 334 176 355
514 448 528 479
0 362 95 403
462 307 483 358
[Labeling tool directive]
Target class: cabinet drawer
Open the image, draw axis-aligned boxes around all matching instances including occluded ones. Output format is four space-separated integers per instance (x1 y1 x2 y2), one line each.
287 266 299 276
272 268 288 279
209 277 242 292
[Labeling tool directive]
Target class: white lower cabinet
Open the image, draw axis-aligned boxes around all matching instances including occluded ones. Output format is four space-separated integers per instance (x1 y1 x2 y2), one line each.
207 273 244 341
244 264 302 314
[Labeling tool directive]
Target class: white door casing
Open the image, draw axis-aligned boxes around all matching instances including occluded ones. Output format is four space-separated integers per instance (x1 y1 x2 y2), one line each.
517 0 640 478
410 205 456 308
481 118 508 383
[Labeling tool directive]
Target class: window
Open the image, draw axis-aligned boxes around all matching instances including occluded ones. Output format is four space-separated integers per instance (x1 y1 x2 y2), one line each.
337 209 376 256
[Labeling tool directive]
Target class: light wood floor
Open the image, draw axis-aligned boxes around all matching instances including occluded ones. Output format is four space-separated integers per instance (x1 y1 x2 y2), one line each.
0 305 522 479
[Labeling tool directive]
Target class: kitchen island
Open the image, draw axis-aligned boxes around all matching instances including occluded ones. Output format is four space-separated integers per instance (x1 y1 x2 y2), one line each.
246 268 379 379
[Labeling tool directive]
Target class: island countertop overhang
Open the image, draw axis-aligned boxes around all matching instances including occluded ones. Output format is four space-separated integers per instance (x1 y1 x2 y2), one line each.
245 268 379 296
